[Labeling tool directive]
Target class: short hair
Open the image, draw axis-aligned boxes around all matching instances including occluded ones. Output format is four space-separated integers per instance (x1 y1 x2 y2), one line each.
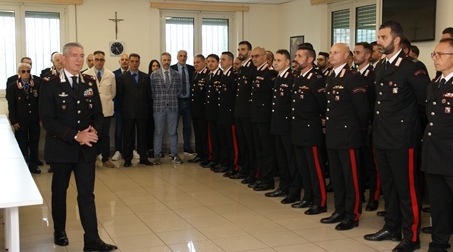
161 52 171 58
442 27 453 38
207 54 219 61
129 53 140 60
439 38 453 47
370 41 378 46
17 62 31 72
62 42 83 56
93 50 105 56
299 47 316 59
20 57 31 63
52 52 62 61
221 51 234 61
401 38 411 50
50 51 59 60
379 20 404 41
298 42 314 50
410 45 420 57
194 54 205 61
355 42 373 54
238 41 252 50
276 49 291 60
318 52 329 59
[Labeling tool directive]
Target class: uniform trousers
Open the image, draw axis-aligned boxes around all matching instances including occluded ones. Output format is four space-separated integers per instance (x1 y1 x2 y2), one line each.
374 147 421 243
192 116 208 160
426 174 453 252
14 120 40 168
207 120 220 164
359 132 380 202
52 160 99 243
123 118 147 161
252 122 276 185
294 145 327 207
98 116 112 162
177 98 192 151
327 148 362 221
218 124 239 170
275 134 299 197
235 117 256 177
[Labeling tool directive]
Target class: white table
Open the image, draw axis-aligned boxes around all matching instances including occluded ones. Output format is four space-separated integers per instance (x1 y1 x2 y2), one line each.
0 115 43 252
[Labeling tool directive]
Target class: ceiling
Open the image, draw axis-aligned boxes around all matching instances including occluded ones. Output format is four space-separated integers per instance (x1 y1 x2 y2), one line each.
161 0 295 4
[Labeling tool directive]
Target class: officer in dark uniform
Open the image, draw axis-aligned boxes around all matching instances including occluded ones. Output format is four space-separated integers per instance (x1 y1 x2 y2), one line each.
40 51 60 77
7 62 41 174
201 54 223 169
248 46 278 191
188 54 209 163
6 57 41 91
421 38 453 252
266 49 299 203
290 46 328 215
214 51 239 175
39 42 117 251
320 43 368 231
229 41 257 182
363 21 429 252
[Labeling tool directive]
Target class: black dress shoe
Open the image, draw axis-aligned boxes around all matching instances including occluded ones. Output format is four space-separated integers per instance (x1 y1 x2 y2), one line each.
48 167 54 173
29 166 41 174
364 229 402 241
139 159 153 166
241 176 256 184
124 161 132 167
199 160 210 166
54 231 69 246
392 239 420 252
335 219 359 230
37 159 44 166
281 197 299 204
202 161 215 168
83 239 118 251
422 207 431 213
253 183 274 191
212 165 229 173
304 205 327 215
229 173 247 179
188 156 202 163
248 180 261 188
291 200 312 209
377 210 386 217
365 200 379 211
265 189 287 198
421 226 432 234
223 170 236 177
320 212 344 224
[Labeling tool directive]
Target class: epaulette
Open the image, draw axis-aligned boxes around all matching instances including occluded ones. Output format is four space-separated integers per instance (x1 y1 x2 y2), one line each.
414 69 427 76
82 73 96 81
42 73 59 83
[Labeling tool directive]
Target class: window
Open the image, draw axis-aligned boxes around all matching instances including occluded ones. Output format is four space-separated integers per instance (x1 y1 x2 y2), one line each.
162 11 234 64
0 4 64 94
356 5 376 43
331 9 350 45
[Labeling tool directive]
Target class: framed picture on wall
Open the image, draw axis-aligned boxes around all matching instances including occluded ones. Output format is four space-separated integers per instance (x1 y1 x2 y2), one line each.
290 35 304 61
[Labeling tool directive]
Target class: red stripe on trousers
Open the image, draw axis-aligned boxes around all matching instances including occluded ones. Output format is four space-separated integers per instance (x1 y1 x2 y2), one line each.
349 149 361 221
408 148 420 242
372 148 381 201
207 122 212 161
312 146 327 207
231 125 239 170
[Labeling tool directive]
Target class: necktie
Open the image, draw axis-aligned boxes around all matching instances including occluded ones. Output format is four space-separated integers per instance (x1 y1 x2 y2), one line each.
132 73 138 85
23 82 29 99
209 73 214 81
331 71 336 78
97 71 102 82
164 71 170 87
71 76 79 93
385 60 390 70
438 78 446 90
181 66 187 96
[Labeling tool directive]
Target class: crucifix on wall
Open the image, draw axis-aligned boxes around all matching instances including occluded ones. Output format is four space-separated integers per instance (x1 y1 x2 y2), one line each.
108 12 124 40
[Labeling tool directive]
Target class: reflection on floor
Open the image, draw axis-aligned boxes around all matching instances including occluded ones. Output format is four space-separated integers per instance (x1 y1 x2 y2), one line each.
0 155 444 252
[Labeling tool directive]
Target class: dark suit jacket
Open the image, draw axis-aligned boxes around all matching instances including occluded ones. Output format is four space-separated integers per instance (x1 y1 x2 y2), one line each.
190 67 209 118
39 71 103 163
250 63 277 124
205 68 223 121
116 70 152 120
217 67 237 125
7 77 41 125
271 68 293 135
112 68 126 113
171 63 195 97
325 65 368 149
373 51 429 149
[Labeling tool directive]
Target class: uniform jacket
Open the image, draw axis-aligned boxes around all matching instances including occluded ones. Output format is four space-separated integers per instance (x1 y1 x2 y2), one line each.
190 67 209 119
372 51 429 149
291 68 326 146
205 68 223 121
422 77 453 176
271 68 293 135
7 77 41 125
250 62 277 123
325 65 368 149
84 68 116 117
359 64 376 123
217 67 237 125
150 68 181 113
117 70 151 119
234 59 256 118
39 71 103 163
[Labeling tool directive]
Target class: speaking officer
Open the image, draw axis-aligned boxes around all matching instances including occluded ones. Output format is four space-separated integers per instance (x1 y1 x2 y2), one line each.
39 42 117 251
249 46 278 191
321 43 368 231
266 49 299 203
421 38 453 252
7 62 41 174
363 21 429 252
290 46 328 215
188 55 209 163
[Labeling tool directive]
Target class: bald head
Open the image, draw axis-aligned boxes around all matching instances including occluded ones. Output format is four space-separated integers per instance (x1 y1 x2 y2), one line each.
329 43 350 68
251 46 266 67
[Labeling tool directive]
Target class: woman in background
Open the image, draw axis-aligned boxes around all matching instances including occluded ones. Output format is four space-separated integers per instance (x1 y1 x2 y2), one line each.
147 59 161 157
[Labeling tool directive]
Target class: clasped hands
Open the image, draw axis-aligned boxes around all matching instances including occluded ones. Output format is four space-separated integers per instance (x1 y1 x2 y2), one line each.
75 125 98 147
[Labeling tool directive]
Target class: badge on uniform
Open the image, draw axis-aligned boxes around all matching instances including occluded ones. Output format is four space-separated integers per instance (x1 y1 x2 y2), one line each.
84 88 94 97
33 90 38 97
442 99 446 104
58 92 68 97
88 104 93 109
88 82 93 87
61 105 66 110
280 91 284 96
393 88 398 94
300 94 304 99
335 95 340 101
445 107 451 114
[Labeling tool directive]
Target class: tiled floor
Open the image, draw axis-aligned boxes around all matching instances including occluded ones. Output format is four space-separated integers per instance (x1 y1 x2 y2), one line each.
0 154 446 251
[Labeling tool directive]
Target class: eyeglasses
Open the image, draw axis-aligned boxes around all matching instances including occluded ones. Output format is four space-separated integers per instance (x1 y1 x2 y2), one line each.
94 58 105 62
20 70 31 73
431 52 453 59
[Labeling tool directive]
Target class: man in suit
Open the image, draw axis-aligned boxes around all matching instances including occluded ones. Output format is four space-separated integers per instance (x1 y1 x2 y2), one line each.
39 42 117 251
112 53 129 161
171 50 196 155
151 52 183 165
422 37 453 252
81 53 94 73
83 50 116 168
7 62 41 174
321 43 368 231
363 21 429 252
188 54 209 163
116 53 152 167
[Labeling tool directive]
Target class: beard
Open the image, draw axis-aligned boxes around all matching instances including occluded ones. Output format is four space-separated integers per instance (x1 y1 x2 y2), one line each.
378 38 396 55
